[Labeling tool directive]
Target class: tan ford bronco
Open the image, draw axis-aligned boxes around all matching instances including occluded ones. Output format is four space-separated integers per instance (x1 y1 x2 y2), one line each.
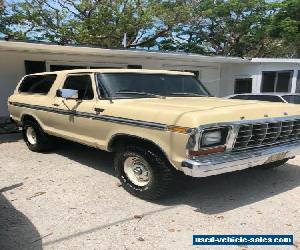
8 69 300 199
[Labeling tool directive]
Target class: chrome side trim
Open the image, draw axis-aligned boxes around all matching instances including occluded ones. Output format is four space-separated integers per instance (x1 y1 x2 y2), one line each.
182 140 300 177
9 102 168 131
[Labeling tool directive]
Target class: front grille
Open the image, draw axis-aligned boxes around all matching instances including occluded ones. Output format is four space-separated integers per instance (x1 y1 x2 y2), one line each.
233 118 300 151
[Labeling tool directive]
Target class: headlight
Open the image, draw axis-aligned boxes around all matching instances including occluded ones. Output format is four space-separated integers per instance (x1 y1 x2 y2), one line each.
201 130 222 146
200 127 229 148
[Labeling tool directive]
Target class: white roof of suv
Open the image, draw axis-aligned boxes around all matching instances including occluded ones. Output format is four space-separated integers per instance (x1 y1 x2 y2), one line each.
27 69 195 76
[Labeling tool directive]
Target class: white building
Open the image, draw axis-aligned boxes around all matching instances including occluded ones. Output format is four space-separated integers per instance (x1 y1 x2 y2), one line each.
0 40 299 117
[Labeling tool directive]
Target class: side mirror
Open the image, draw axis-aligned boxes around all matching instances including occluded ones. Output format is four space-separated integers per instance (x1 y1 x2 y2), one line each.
56 89 78 99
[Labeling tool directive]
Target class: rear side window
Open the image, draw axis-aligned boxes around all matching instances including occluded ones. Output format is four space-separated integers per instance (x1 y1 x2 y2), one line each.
19 74 57 94
63 75 94 100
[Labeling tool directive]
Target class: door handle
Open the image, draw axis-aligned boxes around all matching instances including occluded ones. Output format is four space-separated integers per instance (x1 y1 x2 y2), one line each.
53 103 59 107
94 108 105 113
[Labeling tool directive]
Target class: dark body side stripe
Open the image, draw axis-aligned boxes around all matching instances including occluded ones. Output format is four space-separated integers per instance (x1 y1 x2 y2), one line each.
9 102 168 131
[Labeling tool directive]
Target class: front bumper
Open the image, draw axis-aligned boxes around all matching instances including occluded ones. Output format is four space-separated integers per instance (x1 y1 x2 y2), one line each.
181 141 300 177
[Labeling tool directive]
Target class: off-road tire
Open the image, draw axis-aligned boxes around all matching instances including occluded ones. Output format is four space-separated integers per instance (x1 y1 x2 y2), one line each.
255 158 289 170
22 120 54 152
114 145 175 200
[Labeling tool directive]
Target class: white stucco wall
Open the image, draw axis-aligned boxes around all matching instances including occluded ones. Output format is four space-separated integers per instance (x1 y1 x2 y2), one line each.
0 52 27 116
219 62 300 96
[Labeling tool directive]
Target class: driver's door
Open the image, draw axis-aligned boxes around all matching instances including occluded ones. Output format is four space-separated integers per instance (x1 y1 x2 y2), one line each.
52 73 98 146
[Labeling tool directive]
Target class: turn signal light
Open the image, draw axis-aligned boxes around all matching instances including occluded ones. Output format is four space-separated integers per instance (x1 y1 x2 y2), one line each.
189 146 226 156
168 126 190 134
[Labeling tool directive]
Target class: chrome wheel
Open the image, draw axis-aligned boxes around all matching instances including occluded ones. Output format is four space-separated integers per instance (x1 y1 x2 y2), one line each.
26 126 37 145
124 156 152 186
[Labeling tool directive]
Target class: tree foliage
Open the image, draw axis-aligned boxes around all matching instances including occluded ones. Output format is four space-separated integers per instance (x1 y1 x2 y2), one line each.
0 0 10 35
159 0 282 57
1 0 299 57
3 0 191 48
269 0 300 57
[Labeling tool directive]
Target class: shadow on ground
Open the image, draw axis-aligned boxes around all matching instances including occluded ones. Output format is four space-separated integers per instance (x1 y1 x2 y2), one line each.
54 140 300 214
0 183 42 250
0 133 22 143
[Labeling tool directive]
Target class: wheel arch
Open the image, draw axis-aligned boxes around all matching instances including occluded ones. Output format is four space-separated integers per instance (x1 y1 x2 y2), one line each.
21 114 40 125
108 133 172 164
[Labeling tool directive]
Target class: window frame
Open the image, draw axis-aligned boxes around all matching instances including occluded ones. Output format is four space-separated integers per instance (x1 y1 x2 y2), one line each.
61 73 96 101
18 74 57 95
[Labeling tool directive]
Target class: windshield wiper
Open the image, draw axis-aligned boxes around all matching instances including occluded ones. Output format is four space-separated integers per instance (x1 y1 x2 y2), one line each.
168 92 208 97
115 90 166 99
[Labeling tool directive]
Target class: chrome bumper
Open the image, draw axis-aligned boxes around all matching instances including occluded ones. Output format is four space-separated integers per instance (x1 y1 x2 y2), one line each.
181 141 300 177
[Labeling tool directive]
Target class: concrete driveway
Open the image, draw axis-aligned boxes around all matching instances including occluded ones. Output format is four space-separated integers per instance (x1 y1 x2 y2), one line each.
0 134 299 250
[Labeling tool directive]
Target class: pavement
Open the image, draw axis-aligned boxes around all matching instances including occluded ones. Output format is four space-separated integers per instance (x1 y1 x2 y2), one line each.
0 133 299 250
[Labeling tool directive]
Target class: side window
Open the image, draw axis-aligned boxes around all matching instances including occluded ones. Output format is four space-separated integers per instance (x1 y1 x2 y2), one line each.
19 74 57 94
63 75 94 100
231 95 250 100
248 95 283 102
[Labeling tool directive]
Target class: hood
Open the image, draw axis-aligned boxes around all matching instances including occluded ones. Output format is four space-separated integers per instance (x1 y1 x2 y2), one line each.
104 97 300 127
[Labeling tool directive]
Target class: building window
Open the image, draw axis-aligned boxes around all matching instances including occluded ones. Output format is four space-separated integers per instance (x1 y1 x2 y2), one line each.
261 71 293 92
90 66 122 69
127 65 142 69
63 75 94 100
296 71 300 93
19 74 57 94
234 78 252 94
24 60 46 74
50 65 87 71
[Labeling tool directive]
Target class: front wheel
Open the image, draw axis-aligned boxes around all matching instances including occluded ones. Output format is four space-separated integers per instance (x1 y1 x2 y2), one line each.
114 145 175 200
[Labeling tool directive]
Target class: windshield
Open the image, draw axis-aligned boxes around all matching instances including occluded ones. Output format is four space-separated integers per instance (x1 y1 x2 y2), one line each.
282 95 300 104
96 73 211 98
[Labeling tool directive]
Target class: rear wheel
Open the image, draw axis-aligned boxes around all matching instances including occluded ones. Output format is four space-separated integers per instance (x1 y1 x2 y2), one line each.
22 120 54 152
255 158 289 169
114 145 175 200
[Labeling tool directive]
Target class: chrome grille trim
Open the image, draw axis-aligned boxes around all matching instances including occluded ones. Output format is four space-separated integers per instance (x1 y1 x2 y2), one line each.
233 118 300 151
